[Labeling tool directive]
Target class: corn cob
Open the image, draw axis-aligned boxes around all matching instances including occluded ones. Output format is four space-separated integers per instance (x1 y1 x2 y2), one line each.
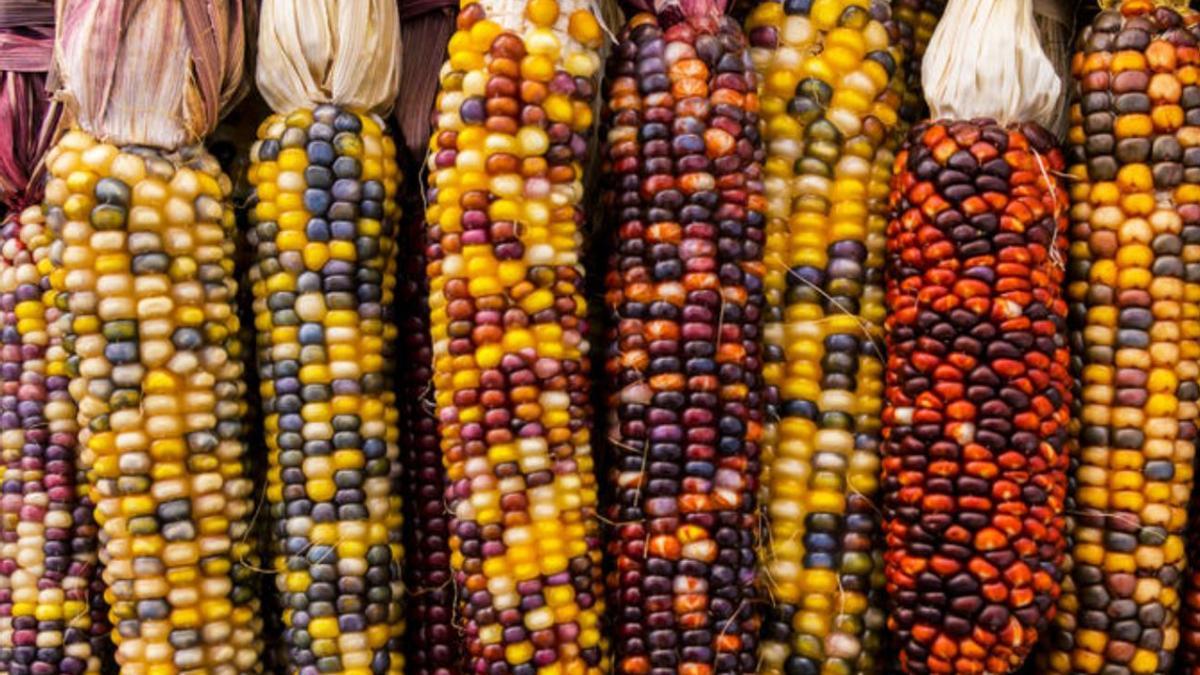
0 12 108 674
394 6 459 656
248 2 406 671
884 117 1071 675
424 0 609 670
248 105 407 674
45 2 260 670
1048 2 1200 674
742 1 901 672
45 128 261 672
399 201 459 675
0 202 109 675
247 102 406 675
600 1 765 672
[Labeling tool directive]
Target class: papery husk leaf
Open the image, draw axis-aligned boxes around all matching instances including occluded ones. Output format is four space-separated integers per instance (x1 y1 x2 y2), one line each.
922 0 1061 129
0 25 52 74
397 2 454 161
54 0 246 149
257 0 402 116
0 0 53 29
0 2 59 209
0 0 53 28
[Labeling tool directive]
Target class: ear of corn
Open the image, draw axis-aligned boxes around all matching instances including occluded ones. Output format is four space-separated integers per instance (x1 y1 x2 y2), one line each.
743 1 901 672
43 1 259 670
1049 3 1200 674
399 202 460 674
0 14 109 673
247 104 406 674
423 0 609 670
250 1 407 671
884 118 1072 675
0 202 108 675
600 4 766 673
44 130 261 673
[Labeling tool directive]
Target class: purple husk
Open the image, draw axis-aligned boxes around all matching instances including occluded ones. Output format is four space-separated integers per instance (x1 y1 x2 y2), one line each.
624 0 730 22
0 15 57 211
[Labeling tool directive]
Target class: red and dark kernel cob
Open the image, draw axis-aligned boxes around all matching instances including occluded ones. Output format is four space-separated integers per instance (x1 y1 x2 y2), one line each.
398 200 460 674
883 117 1072 675
1048 2 1200 673
423 0 610 671
599 0 766 672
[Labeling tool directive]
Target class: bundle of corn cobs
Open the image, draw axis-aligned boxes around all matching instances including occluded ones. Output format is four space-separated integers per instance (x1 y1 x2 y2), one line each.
29 0 1200 674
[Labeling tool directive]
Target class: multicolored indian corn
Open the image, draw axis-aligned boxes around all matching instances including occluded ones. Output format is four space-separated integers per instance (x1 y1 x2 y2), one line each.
44 1 262 671
600 1 766 672
248 1 408 671
0 202 109 675
48 131 262 674
742 1 901 672
0 9 108 674
248 102 406 675
1049 2 1200 674
884 118 1072 674
423 0 610 671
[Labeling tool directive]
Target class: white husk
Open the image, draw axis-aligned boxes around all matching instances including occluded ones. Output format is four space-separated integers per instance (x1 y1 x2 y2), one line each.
921 0 1062 129
257 0 402 116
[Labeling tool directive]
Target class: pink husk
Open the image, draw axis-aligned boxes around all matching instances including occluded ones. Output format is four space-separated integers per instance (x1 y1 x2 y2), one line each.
0 0 53 28
54 0 246 148
625 0 729 18
0 1 58 211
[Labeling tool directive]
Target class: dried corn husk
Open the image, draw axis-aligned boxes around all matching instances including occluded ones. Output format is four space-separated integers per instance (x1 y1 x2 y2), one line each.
623 0 729 16
53 0 246 149
922 0 1061 129
256 0 402 115
0 0 52 27
0 0 58 208
1033 0 1072 139
396 0 455 160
